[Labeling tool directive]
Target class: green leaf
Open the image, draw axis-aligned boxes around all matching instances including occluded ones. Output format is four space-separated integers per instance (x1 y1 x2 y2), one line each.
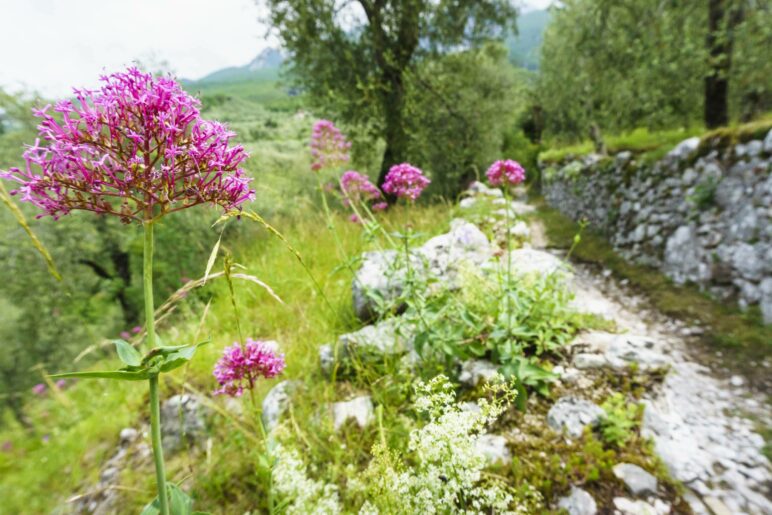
141 484 194 515
159 341 209 373
113 339 141 367
203 232 222 285
50 369 151 381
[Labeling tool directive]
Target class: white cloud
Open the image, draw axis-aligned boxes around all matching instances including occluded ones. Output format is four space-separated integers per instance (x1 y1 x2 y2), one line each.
0 0 273 98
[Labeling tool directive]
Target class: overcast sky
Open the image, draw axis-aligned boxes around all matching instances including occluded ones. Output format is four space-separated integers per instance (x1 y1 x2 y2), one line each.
0 0 553 98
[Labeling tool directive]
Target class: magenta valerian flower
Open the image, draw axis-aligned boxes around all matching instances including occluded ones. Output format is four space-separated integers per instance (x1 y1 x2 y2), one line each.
55 379 67 390
32 383 47 396
485 159 526 187
310 119 351 172
382 163 430 202
0 67 254 223
213 339 286 397
340 170 382 206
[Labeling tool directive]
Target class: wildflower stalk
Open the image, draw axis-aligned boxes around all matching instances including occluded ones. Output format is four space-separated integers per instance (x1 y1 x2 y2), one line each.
143 220 170 515
503 187 513 335
317 177 354 273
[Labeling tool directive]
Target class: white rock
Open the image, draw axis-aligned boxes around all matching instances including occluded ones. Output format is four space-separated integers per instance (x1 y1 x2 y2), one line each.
332 396 374 430
119 428 138 446
458 359 500 387
262 380 299 431
338 317 415 356
547 396 604 438
612 463 658 496
763 129 772 153
613 497 658 515
161 394 209 454
475 434 511 466
573 353 607 369
557 486 597 515
501 248 572 278
667 137 700 160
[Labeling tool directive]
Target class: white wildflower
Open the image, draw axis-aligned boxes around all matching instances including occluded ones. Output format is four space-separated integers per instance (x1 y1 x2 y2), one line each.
272 444 341 515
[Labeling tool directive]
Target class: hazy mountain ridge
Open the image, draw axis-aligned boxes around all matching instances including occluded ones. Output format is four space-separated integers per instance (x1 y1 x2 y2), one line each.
187 9 550 87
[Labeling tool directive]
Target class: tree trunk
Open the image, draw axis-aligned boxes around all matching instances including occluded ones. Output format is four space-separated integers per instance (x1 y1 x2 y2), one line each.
704 0 743 128
377 72 409 199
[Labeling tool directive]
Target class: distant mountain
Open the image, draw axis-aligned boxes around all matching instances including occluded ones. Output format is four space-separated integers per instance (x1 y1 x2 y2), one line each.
508 9 551 70
190 48 285 85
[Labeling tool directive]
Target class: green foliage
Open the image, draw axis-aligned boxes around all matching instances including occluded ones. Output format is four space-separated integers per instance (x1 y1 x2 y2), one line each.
688 176 719 212
265 0 518 184
598 393 641 447
404 44 523 197
537 0 772 140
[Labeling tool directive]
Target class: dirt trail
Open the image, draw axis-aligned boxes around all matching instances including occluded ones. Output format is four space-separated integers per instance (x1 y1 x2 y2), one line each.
523 211 772 514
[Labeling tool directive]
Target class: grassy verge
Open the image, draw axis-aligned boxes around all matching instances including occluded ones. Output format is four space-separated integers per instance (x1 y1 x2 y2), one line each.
539 115 772 165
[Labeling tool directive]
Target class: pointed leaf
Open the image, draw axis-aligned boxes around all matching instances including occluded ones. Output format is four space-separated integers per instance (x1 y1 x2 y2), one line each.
114 339 141 367
141 484 194 515
159 341 209 373
203 232 222 285
50 369 151 381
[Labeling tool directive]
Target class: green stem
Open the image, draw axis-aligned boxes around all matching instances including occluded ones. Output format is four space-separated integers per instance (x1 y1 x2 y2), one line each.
143 221 156 352
504 188 512 335
149 376 169 515
144 221 169 515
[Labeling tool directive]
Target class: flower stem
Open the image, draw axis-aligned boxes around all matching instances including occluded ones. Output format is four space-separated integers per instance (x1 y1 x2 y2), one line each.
144 221 169 515
149 375 169 515
503 188 512 335
143 221 156 352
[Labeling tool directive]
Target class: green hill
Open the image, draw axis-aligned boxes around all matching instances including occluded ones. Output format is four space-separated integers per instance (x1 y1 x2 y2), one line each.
508 9 550 70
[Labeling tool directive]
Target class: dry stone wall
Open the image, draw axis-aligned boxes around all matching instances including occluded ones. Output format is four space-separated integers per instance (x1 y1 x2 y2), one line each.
541 129 772 323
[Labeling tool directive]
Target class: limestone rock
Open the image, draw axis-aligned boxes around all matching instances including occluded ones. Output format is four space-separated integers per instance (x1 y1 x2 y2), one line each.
458 359 499 387
557 487 598 515
667 137 699 160
759 277 772 324
613 463 658 496
570 332 669 371
764 129 772 153
475 434 511 466
338 317 415 356
351 250 409 320
663 225 711 285
332 396 374 430
501 248 571 279
161 394 209 454
262 380 299 431
613 497 661 515
547 396 604 438
419 219 492 278
352 220 491 320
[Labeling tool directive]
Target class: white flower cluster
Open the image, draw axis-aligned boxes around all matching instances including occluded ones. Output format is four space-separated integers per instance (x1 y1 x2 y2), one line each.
354 375 538 514
272 444 342 515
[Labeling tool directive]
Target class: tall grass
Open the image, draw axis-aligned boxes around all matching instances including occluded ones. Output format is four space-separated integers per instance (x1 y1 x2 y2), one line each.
0 201 451 513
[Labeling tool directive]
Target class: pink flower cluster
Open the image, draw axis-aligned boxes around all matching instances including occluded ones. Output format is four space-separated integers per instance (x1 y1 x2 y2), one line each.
339 170 387 213
485 159 526 187
213 339 286 397
310 120 351 172
0 67 253 223
382 163 430 202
